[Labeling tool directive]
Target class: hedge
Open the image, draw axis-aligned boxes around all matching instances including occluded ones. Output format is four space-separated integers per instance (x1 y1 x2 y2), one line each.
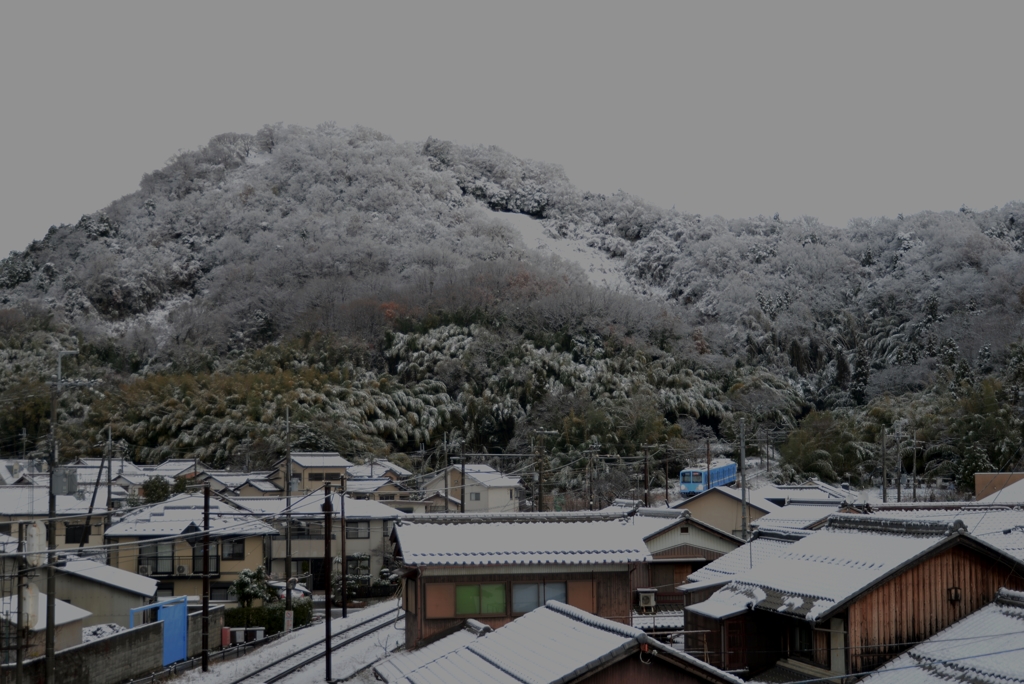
224 597 313 635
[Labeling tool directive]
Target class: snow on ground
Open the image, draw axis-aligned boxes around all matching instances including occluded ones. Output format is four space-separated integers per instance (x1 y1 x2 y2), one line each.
83 622 126 643
175 599 402 684
497 212 635 293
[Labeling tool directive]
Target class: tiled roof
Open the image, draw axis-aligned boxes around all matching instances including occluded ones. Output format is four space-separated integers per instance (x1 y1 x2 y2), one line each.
229 493 406 520
288 452 353 469
672 486 781 514
858 588 1024 684
686 528 811 584
853 506 1024 563
105 493 277 538
425 464 521 489
346 477 395 493
347 459 412 479
396 518 652 566
689 516 967 622
749 501 842 530
375 601 744 684
0 486 113 516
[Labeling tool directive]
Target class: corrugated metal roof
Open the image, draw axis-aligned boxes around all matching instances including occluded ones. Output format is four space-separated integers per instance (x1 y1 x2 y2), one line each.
749 501 842 530
396 519 652 566
858 588 1024 684
61 556 157 597
686 530 808 584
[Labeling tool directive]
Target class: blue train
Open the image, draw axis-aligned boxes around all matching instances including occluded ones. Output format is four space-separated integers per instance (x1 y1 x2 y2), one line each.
679 459 738 496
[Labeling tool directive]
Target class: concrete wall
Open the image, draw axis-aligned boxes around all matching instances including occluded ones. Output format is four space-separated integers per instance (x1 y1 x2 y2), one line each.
4 621 163 684
46 573 152 628
188 605 225 657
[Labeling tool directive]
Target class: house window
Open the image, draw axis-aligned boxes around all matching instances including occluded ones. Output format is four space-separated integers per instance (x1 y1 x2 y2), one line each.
65 524 90 544
210 582 234 601
512 582 567 613
308 473 324 482
156 582 174 598
469 492 481 501
347 556 370 577
791 623 813 659
192 540 220 573
222 539 245 561
455 583 506 616
346 521 370 539
0 523 11 535
325 472 341 481
379 494 395 501
140 542 174 575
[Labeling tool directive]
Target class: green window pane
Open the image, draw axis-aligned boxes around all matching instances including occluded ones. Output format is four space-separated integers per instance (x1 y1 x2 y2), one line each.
481 584 505 614
456 585 479 615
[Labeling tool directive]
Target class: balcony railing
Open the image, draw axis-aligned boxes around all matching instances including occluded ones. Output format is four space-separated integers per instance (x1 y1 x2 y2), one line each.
138 556 220 577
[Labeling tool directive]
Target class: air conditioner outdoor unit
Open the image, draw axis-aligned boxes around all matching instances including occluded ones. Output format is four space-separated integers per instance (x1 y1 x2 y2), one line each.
138 565 152 576
637 588 657 612
176 564 189 576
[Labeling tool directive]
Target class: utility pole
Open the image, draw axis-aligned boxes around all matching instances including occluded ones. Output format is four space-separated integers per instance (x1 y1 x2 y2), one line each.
643 447 650 508
443 434 449 514
285 407 292 627
202 482 210 672
706 438 711 483
739 418 749 541
896 425 903 503
16 522 27 684
881 429 888 503
79 425 112 550
106 426 112 513
460 453 467 514
664 456 670 507
340 476 347 619
322 483 333 682
46 348 77 684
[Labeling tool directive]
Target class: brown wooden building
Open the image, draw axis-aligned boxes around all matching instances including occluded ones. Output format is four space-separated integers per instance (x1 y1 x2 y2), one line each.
393 513 651 649
685 515 1024 679
374 601 745 684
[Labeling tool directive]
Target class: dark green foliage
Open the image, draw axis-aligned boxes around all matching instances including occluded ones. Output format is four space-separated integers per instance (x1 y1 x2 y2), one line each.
141 475 170 503
224 597 312 636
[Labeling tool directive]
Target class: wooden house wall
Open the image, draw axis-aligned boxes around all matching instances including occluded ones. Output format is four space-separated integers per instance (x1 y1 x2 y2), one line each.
847 544 1024 673
406 568 632 648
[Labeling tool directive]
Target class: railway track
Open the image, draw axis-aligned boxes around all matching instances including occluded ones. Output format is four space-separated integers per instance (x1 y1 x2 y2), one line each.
227 605 403 684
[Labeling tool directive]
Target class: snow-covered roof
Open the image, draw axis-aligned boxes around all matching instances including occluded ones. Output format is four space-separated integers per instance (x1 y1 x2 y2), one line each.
672 486 781 514
631 608 687 631
345 477 395 494
425 464 521 489
757 481 850 504
374 601 743 684
60 556 157 597
686 528 812 584
858 587 1024 684
978 478 1024 504
229 493 405 520
852 505 1024 563
346 459 412 479
201 471 280 492
395 518 652 566
3 591 91 630
688 515 974 622
0 486 114 516
75 457 144 476
105 493 277 539
138 459 203 477
287 452 353 469
749 500 842 530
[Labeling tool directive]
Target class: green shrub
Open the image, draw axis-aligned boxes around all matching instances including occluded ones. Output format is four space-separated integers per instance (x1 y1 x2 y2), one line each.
224 597 312 635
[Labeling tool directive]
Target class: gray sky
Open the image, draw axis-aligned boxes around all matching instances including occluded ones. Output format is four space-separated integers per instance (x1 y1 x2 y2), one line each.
2 2 1021 257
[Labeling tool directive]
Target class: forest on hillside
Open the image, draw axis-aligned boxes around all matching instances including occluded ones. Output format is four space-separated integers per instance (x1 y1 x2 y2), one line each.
0 122 1021 500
